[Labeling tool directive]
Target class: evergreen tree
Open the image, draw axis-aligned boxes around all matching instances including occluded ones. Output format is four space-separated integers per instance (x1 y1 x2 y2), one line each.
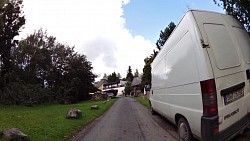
156 22 176 50
126 66 134 82
141 22 175 87
103 73 107 80
134 69 139 77
107 72 120 82
117 73 121 79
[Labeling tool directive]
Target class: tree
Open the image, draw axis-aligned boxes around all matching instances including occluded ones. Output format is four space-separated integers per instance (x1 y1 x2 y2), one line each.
103 73 107 80
64 52 96 101
107 72 119 82
214 0 250 33
156 22 176 50
141 22 176 87
0 29 97 104
117 72 121 79
126 66 134 82
14 29 53 84
0 0 25 86
141 63 151 86
124 81 132 96
134 69 139 77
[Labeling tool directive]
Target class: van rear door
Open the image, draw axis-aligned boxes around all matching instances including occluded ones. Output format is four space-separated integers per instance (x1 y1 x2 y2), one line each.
192 11 249 136
230 19 250 121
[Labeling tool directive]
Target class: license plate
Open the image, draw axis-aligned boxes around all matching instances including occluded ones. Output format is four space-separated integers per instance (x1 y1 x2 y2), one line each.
224 88 244 105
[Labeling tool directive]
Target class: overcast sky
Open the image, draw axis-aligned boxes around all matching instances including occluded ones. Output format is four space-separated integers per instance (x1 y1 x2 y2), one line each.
20 0 224 81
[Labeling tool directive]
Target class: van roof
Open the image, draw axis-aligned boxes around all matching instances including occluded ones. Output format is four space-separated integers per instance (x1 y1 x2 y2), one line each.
157 9 226 54
187 9 225 15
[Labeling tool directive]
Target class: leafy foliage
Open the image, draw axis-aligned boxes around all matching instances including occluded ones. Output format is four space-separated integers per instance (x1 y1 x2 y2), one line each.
0 1 98 105
0 82 55 105
214 0 250 32
141 22 176 87
0 28 97 105
0 0 25 87
107 72 120 82
124 81 132 95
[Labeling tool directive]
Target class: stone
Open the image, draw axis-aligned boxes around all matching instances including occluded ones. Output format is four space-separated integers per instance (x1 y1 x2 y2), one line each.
91 105 99 110
3 128 29 141
0 129 3 138
66 108 82 119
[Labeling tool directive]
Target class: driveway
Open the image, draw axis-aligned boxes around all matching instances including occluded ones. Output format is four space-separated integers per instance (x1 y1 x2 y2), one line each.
71 97 178 141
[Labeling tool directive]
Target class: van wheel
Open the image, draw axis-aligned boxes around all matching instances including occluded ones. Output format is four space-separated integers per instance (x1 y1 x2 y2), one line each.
150 105 156 115
178 117 193 141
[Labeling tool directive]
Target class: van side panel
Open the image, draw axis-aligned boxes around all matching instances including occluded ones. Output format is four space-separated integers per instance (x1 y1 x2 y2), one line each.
151 10 250 140
151 13 204 137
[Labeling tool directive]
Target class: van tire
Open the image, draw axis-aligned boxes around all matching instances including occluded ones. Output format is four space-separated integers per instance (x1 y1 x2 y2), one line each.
150 105 156 115
177 117 193 141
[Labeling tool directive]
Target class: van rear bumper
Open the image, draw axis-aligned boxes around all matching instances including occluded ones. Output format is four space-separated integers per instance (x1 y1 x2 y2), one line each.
201 114 250 141
201 116 219 141
219 113 250 141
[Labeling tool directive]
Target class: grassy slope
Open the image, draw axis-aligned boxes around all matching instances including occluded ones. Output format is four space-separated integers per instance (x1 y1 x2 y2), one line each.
133 97 150 109
0 99 116 141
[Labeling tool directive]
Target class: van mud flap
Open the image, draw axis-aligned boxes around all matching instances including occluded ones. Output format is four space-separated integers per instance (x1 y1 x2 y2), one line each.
247 69 250 80
201 116 219 141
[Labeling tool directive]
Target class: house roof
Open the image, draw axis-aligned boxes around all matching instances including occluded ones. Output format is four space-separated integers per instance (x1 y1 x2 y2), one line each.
103 80 121 86
95 79 107 88
131 77 141 87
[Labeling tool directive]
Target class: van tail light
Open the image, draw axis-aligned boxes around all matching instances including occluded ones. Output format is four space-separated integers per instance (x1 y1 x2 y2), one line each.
201 79 218 117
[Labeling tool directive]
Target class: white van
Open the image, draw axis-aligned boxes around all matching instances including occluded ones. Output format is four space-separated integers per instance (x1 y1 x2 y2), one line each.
150 10 250 141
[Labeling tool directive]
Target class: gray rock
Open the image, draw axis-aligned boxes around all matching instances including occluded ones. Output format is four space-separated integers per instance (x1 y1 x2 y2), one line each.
66 108 82 119
91 105 99 110
0 129 3 138
3 128 29 141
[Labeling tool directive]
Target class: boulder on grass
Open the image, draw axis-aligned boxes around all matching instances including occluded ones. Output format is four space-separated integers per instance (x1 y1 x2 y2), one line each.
0 129 3 138
66 108 82 119
91 105 99 110
3 128 29 141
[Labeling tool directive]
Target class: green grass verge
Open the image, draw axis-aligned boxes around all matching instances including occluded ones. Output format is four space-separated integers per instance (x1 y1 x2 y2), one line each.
133 96 150 109
0 99 117 141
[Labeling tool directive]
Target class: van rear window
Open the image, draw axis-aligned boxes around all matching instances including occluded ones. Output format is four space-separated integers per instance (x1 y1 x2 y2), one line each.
204 24 240 69
232 27 250 64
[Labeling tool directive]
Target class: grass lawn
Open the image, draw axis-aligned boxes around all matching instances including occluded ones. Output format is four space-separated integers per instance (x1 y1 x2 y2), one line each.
0 99 117 141
133 96 150 109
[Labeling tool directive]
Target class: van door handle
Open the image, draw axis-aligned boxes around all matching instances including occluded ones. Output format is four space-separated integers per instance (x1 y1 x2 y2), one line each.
152 90 153 95
247 69 250 80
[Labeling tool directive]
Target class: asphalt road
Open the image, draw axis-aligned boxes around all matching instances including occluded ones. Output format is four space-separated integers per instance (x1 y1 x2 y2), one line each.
71 97 250 141
71 97 178 141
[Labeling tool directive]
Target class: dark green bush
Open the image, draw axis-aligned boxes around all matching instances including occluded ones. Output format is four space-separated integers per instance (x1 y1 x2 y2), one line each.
0 82 57 105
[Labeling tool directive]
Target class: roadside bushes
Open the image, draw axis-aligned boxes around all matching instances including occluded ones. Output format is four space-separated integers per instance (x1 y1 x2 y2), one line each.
0 82 94 105
0 82 56 105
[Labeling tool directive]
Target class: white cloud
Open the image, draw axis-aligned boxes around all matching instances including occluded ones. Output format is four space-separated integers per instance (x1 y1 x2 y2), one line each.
21 0 154 80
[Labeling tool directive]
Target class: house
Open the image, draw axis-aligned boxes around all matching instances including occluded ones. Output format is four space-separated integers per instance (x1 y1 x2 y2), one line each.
95 79 127 97
131 77 142 97
95 79 108 91
103 80 127 97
